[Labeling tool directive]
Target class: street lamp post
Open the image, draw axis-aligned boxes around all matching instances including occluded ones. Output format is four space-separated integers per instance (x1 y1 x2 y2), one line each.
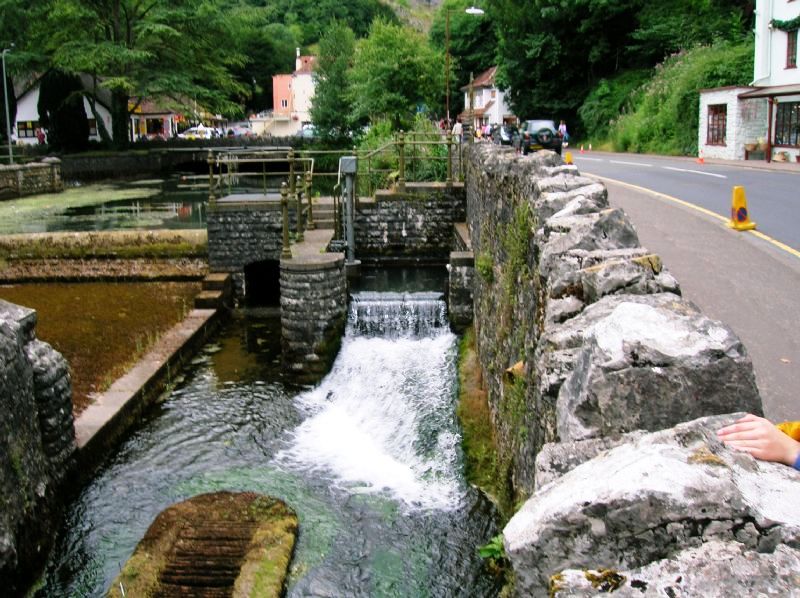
2 44 14 165
445 6 484 125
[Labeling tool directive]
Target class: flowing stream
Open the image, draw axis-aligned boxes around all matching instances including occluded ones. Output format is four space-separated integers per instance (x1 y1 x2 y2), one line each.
36 272 500 597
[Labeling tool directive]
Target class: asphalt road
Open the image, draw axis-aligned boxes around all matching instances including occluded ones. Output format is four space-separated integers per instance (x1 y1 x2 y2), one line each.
572 151 800 251
590 175 799 423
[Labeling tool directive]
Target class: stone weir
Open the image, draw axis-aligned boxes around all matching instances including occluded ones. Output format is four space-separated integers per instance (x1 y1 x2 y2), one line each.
462 145 798 595
0 300 76 594
354 182 466 264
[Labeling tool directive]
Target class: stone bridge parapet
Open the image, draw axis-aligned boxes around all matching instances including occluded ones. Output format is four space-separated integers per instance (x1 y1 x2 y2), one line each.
463 145 797 595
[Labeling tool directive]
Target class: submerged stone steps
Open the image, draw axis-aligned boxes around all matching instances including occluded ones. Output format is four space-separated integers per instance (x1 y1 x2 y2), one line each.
111 492 297 598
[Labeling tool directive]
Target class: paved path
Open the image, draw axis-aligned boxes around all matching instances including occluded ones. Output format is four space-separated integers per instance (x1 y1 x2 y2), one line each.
598 177 800 423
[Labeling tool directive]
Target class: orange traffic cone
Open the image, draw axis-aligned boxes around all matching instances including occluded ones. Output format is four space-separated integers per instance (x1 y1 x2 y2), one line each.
696 150 705 164
580 145 585 154
588 143 592 151
728 186 756 231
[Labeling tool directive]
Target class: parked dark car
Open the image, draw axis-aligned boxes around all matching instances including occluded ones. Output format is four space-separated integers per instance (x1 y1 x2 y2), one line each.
521 119 562 155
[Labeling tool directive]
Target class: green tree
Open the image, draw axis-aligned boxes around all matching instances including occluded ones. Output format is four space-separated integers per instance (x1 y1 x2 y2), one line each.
349 20 442 129
490 0 753 133
227 7 299 114
260 0 397 47
311 22 357 139
429 0 496 118
37 69 89 152
610 40 753 155
29 0 247 147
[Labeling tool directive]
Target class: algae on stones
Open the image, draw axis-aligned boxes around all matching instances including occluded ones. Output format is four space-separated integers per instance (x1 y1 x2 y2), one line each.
0 281 200 414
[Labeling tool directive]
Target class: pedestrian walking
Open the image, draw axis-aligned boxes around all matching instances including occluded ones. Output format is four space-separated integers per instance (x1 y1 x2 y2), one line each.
451 119 463 143
558 120 569 146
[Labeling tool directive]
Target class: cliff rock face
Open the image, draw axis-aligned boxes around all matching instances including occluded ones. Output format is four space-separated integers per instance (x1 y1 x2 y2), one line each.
0 299 76 593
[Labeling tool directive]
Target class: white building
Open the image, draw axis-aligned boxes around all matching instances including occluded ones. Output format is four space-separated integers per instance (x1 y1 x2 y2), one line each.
458 66 517 132
699 0 799 163
12 75 113 145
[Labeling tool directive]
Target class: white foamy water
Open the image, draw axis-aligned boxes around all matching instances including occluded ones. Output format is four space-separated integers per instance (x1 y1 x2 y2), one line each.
275 293 465 511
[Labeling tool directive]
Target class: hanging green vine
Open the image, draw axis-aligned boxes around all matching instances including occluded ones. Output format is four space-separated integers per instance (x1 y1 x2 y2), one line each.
770 17 800 32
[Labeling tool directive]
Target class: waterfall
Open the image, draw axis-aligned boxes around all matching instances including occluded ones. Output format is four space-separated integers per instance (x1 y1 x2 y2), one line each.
276 291 464 511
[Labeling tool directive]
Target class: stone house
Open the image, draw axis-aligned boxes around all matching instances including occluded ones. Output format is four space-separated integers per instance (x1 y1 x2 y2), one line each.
698 0 800 163
458 65 517 132
253 49 317 137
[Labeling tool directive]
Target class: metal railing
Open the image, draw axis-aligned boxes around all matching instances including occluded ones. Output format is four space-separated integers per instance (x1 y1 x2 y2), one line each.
204 133 463 256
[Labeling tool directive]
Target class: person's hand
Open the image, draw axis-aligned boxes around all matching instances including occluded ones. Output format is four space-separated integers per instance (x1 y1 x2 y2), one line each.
717 413 800 466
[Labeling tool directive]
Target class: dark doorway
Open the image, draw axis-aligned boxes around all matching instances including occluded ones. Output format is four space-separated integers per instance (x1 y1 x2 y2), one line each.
244 260 280 306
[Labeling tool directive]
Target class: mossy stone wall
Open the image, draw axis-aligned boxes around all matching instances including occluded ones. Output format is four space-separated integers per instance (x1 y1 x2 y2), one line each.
207 199 297 298
0 159 63 198
280 254 347 384
0 300 75 594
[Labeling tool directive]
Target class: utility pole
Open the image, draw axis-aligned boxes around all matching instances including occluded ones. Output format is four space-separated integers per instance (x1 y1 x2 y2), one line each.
2 44 14 165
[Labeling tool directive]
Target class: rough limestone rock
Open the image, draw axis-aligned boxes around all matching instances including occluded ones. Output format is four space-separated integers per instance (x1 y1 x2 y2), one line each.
504 415 800 597
535 432 645 489
547 248 653 301
556 297 762 441
535 294 703 434
534 180 608 221
579 254 680 305
552 541 800 597
538 208 641 278
544 252 681 326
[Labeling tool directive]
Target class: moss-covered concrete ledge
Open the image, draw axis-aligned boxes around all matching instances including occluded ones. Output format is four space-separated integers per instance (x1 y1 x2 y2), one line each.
108 491 297 597
0 230 208 281
74 306 223 477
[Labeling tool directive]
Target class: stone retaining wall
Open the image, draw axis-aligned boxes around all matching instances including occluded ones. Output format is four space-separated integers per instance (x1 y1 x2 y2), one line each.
0 158 63 198
207 199 297 298
280 254 347 384
0 300 75 594
354 182 465 261
463 145 781 596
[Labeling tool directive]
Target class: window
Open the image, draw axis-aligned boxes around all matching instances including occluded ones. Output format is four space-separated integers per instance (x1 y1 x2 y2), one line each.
706 104 726 145
775 101 800 147
280 99 288 108
788 29 798 69
16 121 38 138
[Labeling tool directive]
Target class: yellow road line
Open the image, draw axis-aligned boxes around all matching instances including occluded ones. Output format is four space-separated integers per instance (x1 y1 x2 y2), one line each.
591 174 800 260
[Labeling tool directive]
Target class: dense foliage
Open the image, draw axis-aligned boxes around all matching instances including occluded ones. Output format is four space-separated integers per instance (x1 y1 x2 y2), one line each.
311 22 358 139
429 0 497 117
0 0 400 148
349 20 442 129
37 70 89 152
489 0 754 138
0 0 760 155
609 40 754 155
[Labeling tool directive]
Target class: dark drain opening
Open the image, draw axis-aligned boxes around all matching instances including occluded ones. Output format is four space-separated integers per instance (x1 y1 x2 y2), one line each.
244 260 280 307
